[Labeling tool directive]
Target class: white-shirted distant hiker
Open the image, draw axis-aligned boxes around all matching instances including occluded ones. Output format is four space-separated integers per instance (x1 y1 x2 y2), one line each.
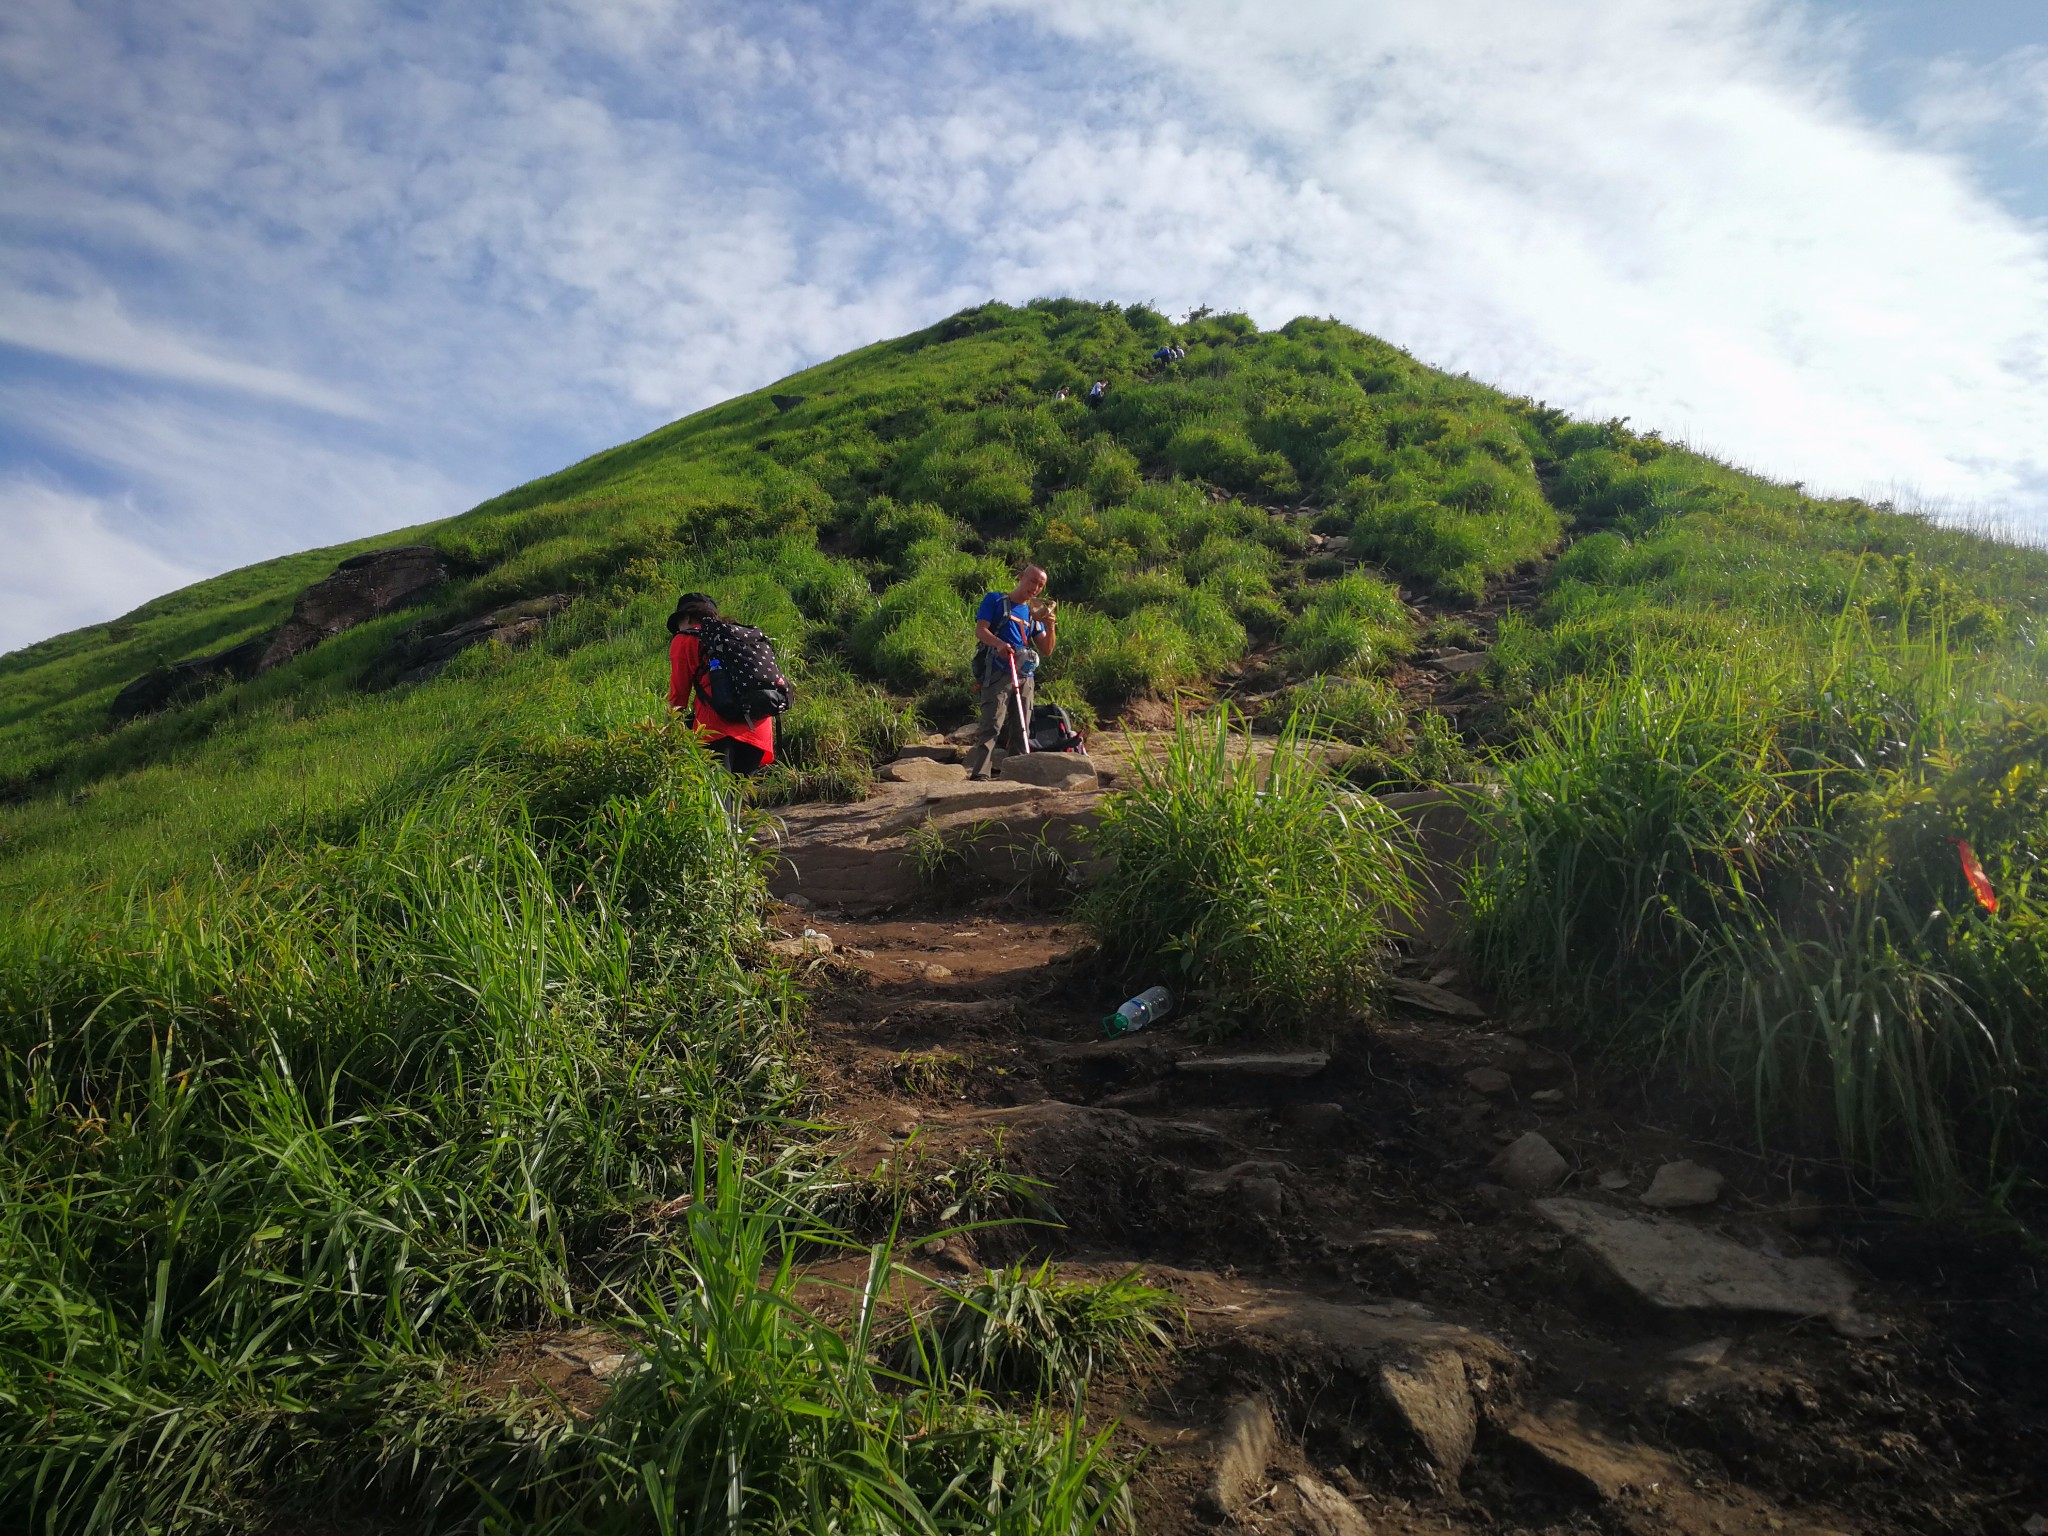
964 565 1057 781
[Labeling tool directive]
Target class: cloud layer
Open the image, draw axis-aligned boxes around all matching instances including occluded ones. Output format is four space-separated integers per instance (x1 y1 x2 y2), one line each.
3 0 2046 653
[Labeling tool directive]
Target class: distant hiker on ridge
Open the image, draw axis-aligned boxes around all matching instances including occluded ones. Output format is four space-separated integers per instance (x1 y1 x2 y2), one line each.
964 565 1057 781
1085 379 1107 407
667 592 790 776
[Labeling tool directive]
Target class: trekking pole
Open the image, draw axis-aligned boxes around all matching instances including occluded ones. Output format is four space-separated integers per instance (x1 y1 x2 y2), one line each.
1006 649 1032 755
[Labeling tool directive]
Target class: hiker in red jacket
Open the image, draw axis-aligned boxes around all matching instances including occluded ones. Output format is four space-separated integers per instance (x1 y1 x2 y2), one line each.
667 593 777 775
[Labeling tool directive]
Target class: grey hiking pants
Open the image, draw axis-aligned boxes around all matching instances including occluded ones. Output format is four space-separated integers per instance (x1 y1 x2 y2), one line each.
964 668 1034 778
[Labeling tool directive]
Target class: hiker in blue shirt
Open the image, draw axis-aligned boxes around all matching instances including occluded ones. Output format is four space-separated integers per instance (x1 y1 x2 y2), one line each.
965 565 1058 780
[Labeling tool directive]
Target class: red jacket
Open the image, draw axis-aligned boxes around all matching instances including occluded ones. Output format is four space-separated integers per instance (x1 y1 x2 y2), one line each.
669 632 776 763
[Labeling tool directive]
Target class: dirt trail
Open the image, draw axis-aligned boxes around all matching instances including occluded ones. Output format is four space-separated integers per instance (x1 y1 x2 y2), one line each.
778 839 2046 1536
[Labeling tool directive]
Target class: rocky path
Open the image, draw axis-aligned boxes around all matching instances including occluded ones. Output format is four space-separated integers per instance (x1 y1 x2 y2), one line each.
764 769 2048 1536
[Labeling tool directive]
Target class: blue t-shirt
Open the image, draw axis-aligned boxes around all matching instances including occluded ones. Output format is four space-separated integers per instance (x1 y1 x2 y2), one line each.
976 591 1043 677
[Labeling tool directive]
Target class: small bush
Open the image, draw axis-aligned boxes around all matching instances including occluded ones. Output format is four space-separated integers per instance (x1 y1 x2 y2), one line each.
1082 715 1414 1028
1282 573 1413 676
927 1263 1181 1397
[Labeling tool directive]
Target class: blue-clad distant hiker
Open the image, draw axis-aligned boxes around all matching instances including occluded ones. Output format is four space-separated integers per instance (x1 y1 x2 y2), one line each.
964 566 1057 781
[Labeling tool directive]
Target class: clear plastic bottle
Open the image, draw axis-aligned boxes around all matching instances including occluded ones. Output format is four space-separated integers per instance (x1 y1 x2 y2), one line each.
1103 985 1173 1036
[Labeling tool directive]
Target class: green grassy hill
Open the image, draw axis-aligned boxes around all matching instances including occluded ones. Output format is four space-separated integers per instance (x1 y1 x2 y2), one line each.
6 297 2048 1532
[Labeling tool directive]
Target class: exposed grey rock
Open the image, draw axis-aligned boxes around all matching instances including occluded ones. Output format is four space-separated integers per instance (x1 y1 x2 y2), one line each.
1495 1132 1569 1194
1597 1170 1632 1192
1377 1348 1482 1483
895 742 963 763
1640 1158 1724 1209
769 392 805 412
1386 977 1488 1018
880 758 970 784
109 636 267 722
1667 1336 1733 1367
765 931 833 958
1197 1396 1276 1521
1464 1066 1512 1096
1176 1051 1330 1079
1536 1196 1877 1335
389 594 571 684
1292 1474 1375 1536
1529 1087 1567 1106
1424 650 1489 674
997 751 1099 788
260 545 450 670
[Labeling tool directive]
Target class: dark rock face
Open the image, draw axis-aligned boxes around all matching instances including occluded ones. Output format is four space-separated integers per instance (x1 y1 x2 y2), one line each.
383 595 571 685
258 545 450 672
108 637 267 722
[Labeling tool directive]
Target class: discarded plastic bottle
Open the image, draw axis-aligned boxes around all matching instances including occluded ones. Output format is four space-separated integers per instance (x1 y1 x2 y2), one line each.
1104 985 1173 1036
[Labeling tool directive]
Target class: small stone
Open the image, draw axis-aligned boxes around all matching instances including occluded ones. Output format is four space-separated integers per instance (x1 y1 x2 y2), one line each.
1495 1132 1569 1194
1640 1159 1725 1209
766 931 833 958
1598 1170 1632 1191
1465 1066 1512 1096
1529 1088 1566 1105
587 1352 633 1379
2020 1515 2048 1536
782 892 813 910
921 963 953 980
1667 1336 1732 1367
1424 650 1489 674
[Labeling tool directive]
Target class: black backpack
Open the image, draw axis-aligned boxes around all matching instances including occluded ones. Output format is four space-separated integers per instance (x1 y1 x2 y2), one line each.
694 619 791 724
1029 702 1084 753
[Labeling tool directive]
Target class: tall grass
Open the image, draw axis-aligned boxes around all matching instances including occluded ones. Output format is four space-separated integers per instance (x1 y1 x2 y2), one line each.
1466 637 2048 1208
1082 715 1415 1029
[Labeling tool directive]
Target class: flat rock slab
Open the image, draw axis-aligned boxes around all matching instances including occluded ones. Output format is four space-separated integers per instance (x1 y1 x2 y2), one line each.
1537 1197 1874 1335
1175 1051 1330 1079
998 752 1099 788
1423 650 1489 674
1640 1158 1725 1209
879 758 969 784
1197 1396 1275 1520
1386 977 1489 1018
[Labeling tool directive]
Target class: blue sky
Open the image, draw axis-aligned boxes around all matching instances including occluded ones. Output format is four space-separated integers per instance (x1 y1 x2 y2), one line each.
4 0 2048 654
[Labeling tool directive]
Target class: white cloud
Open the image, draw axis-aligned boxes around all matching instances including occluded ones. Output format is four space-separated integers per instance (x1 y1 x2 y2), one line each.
5 0 2048 658
1908 46 2048 145
0 478 200 654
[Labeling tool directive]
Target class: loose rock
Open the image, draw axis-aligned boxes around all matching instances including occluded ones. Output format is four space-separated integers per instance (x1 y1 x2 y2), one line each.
1597 1170 1632 1191
1387 978 1488 1018
1197 1396 1276 1521
1285 1101 1347 1137
1464 1066 1512 1096
1292 1474 1374 1536
1495 1132 1569 1194
1536 1197 1876 1334
766 931 834 958
1423 650 1489 674
1377 1347 1482 1482
1640 1158 1724 1209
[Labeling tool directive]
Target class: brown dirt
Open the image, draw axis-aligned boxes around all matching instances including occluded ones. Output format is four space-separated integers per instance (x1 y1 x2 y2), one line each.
770 891 2048 1536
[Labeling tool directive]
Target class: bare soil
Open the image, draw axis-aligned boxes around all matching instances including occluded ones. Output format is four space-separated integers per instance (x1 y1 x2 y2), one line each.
781 895 2048 1536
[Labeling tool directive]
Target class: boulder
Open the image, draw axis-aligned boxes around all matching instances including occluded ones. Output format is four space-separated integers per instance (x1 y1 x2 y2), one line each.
1639 1159 1724 1209
1536 1197 1877 1335
895 742 963 763
108 636 267 722
998 751 1099 789
260 545 450 671
386 595 570 684
1495 1132 1569 1194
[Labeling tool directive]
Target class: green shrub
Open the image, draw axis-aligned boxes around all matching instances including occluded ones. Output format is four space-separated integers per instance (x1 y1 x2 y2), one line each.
927 1263 1180 1396
1081 715 1414 1028
1282 573 1412 675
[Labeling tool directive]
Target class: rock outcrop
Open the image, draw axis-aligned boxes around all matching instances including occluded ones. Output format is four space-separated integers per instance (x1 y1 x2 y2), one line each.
383 594 570 684
108 636 267 722
258 545 450 671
